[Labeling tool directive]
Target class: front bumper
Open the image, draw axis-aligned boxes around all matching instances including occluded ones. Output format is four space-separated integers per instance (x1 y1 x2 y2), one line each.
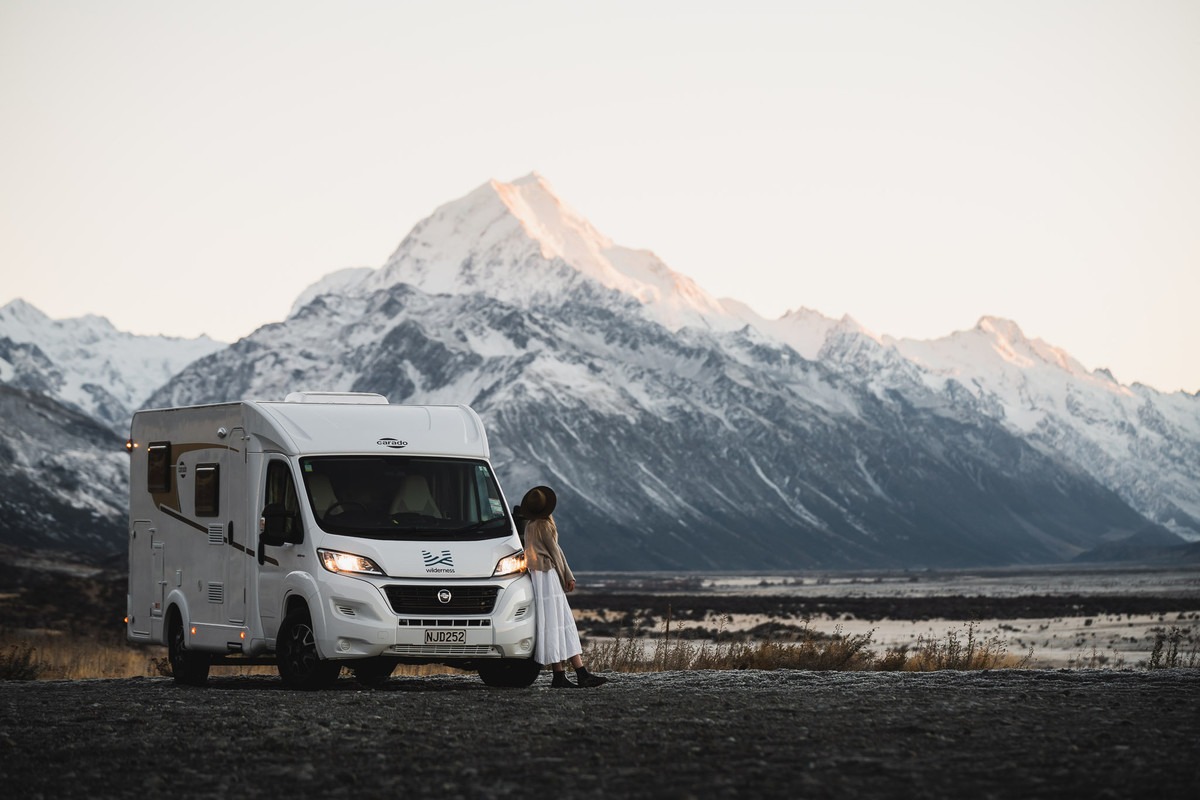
314 571 536 662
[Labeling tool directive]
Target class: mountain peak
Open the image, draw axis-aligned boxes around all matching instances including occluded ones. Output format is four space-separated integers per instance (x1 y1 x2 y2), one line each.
976 315 1026 341
0 298 51 326
500 170 551 189
487 173 614 265
974 315 1090 376
365 174 738 332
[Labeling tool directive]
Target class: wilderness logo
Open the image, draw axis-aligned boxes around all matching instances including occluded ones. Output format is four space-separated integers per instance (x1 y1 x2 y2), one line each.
422 549 455 574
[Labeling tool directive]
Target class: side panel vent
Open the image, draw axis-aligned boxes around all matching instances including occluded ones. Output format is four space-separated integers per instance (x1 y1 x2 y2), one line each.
207 582 224 604
207 525 224 545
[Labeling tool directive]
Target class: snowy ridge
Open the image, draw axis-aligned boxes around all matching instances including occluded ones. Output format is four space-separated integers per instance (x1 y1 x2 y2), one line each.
0 299 224 430
763 307 843 361
287 267 373 318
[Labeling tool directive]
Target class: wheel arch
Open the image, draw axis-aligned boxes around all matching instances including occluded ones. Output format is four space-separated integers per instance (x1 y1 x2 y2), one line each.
163 591 192 642
278 571 327 655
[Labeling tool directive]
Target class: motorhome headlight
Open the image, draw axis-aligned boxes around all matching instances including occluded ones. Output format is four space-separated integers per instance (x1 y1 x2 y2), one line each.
492 550 526 577
318 548 385 576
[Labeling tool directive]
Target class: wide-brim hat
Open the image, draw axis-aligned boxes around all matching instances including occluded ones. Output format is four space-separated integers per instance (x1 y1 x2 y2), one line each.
519 485 557 520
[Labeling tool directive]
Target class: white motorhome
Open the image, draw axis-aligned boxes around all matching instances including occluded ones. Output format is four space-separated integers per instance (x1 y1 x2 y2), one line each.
126 392 539 689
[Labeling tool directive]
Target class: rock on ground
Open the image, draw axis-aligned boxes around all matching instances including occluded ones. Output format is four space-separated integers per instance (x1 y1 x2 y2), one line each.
2 669 1198 799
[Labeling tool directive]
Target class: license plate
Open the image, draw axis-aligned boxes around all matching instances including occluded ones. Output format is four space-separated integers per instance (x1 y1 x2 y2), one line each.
424 629 466 645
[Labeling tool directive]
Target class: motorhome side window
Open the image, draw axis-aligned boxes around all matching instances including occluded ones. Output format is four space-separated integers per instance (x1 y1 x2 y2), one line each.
195 463 219 517
265 460 301 542
147 442 171 493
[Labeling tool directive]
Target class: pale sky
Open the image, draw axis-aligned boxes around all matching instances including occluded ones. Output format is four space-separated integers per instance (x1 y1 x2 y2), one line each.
2 1 1197 393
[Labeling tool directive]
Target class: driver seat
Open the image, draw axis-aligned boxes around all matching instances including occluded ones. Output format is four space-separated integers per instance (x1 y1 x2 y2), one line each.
388 475 442 518
308 474 338 518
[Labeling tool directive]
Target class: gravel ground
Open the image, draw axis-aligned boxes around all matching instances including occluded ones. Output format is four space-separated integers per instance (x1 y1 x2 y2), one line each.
2 669 1198 799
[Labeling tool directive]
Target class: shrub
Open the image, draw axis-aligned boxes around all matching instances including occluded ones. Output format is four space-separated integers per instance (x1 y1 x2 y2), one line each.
0 643 47 681
902 621 1029 671
1148 626 1199 669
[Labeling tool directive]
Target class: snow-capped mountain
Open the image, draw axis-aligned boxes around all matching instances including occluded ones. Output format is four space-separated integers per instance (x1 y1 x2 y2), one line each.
3 173 1195 565
888 318 1200 540
142 174 1188 569
0 299 223 432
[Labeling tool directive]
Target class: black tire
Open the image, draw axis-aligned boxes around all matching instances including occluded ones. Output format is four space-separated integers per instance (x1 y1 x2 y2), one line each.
167 610 210 686
478 658 541 688
352 657 397 688
276 608 341 690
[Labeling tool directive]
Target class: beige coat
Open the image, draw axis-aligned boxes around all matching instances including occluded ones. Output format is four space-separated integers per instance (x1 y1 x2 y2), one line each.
524 516 575 591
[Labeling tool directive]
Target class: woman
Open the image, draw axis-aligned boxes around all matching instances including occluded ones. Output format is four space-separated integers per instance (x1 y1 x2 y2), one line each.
520 485 608 689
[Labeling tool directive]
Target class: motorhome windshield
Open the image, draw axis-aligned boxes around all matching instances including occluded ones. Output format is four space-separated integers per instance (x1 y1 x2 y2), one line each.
300 456 511 541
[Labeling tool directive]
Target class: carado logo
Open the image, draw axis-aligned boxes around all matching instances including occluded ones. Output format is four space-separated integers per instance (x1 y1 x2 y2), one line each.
377 437 408 449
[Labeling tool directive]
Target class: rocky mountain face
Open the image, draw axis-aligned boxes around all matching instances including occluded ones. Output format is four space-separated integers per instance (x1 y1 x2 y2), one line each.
3 173 1196 566
0 385 127 554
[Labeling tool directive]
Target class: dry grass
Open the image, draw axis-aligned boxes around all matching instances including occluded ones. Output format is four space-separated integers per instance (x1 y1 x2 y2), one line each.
585 616 1030 673
0 631 164 680
887 621 1033 671
0 630 463 681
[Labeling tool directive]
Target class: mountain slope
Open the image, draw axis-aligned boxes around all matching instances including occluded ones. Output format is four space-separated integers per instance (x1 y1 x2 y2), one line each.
890 317 1200 539
0 385 127 555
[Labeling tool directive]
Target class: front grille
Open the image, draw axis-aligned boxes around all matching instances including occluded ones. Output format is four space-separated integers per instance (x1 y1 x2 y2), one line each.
384 585 499 615
397 618 490 627
388 644 498 657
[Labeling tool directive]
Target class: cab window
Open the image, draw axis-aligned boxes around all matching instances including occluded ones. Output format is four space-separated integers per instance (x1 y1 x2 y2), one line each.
265 460 302 543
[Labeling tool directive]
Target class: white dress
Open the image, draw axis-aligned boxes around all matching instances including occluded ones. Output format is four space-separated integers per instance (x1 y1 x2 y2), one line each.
531 568 582 665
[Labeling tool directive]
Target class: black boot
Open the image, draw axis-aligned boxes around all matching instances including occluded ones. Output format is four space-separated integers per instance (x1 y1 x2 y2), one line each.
550 670 578 688
574 667 608 688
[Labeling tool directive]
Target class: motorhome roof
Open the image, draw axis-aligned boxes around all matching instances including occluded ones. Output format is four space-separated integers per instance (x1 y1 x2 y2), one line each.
253 400 489 459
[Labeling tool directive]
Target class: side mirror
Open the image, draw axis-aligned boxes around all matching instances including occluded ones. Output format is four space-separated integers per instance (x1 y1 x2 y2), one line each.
260 503 294 547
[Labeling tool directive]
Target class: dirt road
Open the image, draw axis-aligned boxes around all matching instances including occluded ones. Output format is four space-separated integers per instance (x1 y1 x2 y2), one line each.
2 669 1198 799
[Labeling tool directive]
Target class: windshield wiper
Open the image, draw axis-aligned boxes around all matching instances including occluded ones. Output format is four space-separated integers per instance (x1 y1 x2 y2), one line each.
452 518 509 534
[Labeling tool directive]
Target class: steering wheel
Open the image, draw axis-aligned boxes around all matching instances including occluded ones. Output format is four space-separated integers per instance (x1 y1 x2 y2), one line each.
324 501 366 517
